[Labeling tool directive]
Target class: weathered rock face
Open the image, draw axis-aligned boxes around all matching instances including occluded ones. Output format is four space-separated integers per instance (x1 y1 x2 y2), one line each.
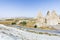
46 10 59 25
58 16 60 24
35 10 60 27
35 11 45 27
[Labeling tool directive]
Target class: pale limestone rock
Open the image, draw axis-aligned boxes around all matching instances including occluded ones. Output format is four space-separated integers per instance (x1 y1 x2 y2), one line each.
35 11 45 27
58 16 60 24
35 10 60 27
46 10 59 25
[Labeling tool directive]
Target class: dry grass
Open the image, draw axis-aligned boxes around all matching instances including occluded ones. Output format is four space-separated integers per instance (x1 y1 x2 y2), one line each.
0 21 13 25
40 26 56 30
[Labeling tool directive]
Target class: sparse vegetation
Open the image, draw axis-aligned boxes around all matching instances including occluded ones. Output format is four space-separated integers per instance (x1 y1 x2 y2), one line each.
20 21 27 26
40 26 56 30
0 21 13 25
34 25 37 28
11 22 16 25
26 21 36 28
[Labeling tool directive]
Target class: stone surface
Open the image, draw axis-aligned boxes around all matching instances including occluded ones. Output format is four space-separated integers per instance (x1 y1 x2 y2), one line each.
35 10 60 27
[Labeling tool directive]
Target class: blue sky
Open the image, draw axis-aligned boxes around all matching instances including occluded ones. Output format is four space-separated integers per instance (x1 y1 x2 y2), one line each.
0 0 60 18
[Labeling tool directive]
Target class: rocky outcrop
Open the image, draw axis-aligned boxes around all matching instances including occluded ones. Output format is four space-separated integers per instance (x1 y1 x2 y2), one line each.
35 10 60 27
35 11 45 27
46 10 59 25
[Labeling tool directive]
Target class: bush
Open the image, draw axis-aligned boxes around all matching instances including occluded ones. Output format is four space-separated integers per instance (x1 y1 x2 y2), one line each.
12 22 16 25
20 21 26 26
34 25 37 28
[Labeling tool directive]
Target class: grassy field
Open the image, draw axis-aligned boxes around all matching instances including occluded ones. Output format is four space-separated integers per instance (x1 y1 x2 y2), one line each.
0 21 13 25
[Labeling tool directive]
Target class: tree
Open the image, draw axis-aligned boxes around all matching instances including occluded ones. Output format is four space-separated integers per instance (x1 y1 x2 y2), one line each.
20 21 26 26
11 22 16 25
34 25 37 28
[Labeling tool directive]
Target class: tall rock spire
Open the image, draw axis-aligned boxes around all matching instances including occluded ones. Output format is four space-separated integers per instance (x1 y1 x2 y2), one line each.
35 11 45 27
37 11 43 18
46 11 51 19
52 10 57 16
47 11 51 16
51 10 59 19
34 11 43 19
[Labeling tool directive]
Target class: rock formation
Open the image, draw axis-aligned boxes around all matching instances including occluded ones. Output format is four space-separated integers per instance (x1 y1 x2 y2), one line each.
35 10 60 27
35 11 45 27
46 10 59 25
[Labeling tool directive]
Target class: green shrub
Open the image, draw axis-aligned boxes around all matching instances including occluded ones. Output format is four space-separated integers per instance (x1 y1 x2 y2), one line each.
20 21 27 26
12 22 16 25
